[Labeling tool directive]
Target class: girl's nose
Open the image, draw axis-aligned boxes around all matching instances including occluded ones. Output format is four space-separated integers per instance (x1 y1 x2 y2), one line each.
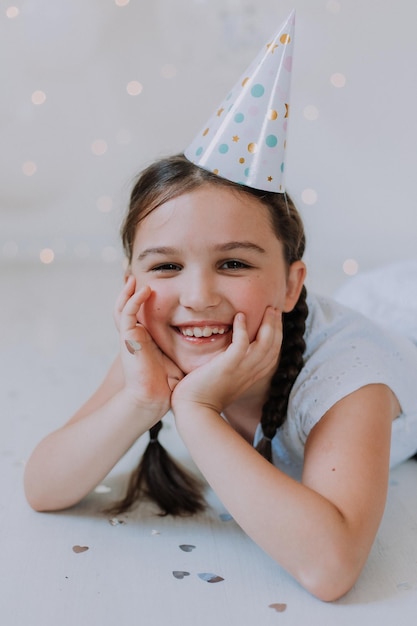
179 271 221 311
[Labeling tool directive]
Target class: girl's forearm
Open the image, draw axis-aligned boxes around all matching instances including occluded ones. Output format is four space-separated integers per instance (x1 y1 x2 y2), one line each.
24 390 156 512
173 403 366 601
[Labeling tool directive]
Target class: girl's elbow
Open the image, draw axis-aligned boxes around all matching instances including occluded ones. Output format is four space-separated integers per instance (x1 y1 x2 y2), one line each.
296 549 364 602
23 472 67 512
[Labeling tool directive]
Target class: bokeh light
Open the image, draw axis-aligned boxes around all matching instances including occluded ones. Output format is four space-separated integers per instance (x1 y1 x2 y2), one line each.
31 90 47 105
301 188 318 205
343 258 359 276
303 105 319 121
40 248 55 264
330 72 347 88
126 81 143 96
22 161 37 176
6 6 19 18
91 140 108 156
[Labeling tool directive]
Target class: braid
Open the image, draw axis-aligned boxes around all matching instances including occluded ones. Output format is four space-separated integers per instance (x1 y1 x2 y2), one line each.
107 421 206 517
256 286 308 461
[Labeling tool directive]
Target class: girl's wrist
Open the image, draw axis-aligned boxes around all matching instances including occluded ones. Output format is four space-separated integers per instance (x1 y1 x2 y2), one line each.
118 386 168 430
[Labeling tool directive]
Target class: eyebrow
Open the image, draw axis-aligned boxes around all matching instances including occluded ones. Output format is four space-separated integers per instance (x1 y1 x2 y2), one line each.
137 241 266 261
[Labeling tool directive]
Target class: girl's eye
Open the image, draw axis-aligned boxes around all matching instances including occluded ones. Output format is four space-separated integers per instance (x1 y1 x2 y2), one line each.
151 263 182 272
220 259 251 270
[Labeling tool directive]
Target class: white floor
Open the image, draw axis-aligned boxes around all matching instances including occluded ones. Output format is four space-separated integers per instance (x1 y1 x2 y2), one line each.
1 262 417 625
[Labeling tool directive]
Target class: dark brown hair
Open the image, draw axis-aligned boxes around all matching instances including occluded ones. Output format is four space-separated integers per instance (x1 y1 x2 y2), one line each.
110 154 307 515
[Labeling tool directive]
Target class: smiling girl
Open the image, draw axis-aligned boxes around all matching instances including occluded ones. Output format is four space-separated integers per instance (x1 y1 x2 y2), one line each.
23 13 417 601
24 155 417 601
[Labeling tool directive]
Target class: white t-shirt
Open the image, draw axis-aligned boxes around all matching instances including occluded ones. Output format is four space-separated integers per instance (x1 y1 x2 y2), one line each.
253 292 417 480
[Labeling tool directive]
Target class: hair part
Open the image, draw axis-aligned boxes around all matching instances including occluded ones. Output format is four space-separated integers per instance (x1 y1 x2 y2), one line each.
115 154 308 514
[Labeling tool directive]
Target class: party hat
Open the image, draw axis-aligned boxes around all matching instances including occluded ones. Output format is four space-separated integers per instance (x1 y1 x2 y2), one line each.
184 10 295 193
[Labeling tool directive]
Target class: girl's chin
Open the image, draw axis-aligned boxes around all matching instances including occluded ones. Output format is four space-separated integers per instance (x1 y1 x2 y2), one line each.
174 351 225 374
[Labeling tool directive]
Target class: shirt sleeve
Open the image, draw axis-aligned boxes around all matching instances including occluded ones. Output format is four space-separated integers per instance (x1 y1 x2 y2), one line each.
283 294 417 460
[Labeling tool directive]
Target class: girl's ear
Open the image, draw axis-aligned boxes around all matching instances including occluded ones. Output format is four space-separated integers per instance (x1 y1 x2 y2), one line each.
283 261 306 312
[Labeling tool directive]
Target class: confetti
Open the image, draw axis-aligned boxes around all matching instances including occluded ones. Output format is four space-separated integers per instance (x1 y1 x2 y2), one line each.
72 545 89 554
198 573 224 583
108 518 125 526
179 544 196 552
269 603 287 612
219 513 233 521
172 571 190 579
94 485 112 494
397 582 412 590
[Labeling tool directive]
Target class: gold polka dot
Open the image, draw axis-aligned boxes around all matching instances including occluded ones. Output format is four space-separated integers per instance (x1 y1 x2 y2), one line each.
213 169 219 175
242 77 250 87
284 103 290 118
280 34 291 44
239 157 245 164
268 109 278 120
248 143 258 153
203 128 209 136
267 176 273 182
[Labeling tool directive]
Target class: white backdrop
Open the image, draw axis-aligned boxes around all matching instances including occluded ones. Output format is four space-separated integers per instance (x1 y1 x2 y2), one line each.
1 0 416 295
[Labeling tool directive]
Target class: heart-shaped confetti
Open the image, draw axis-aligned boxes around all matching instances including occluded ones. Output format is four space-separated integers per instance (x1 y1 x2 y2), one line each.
198 573 224 583
108 518 125 526
172 571 190 579
72 545 89 554
269 603 287 613
179 544 196 552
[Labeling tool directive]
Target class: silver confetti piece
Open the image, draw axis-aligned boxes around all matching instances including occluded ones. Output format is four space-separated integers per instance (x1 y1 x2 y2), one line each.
179 544 196 552
198 573 224 583
173 571 190 579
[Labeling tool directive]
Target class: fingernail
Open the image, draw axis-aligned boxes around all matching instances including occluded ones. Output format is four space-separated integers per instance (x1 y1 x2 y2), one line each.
125 339 142 354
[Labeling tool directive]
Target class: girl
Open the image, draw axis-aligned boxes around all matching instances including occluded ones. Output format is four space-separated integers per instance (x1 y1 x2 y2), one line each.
24 154 417 602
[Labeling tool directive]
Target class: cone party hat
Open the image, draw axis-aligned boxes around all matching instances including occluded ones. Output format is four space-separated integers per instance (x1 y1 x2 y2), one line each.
184 10 295 193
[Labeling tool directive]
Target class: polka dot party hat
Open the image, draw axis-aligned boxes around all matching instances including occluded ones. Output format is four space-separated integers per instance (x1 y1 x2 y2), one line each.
184 10 295 193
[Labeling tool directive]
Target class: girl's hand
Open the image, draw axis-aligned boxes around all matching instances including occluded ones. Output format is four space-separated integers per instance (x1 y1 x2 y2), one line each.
114 276 184 418
171 307 282 414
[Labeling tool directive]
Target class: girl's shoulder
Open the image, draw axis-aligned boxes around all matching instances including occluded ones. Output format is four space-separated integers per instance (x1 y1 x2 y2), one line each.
282 291 417 459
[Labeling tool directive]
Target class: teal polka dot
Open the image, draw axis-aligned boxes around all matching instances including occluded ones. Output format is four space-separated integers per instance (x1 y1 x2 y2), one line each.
280 162 285 173
219 144 229 154
244 167 250 177
196 147 203 156
266 135 278 148
234 112 245 123
251 84 265 98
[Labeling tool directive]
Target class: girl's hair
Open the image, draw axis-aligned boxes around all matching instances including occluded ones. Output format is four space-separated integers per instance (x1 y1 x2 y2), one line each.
110 154 307 516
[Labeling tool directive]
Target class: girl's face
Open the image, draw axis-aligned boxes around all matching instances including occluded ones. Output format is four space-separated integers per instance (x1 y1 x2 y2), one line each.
130 185 305 374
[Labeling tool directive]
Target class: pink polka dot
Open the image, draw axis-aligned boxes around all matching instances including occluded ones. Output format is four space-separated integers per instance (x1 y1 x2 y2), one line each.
283 121 287 131
284 56 292 71
248 105 259 116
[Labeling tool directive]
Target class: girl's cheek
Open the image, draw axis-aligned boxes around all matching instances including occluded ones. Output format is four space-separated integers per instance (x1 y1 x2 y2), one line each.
136 289 163 325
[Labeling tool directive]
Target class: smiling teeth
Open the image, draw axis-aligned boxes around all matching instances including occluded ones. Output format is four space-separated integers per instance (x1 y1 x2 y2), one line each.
180 327 226 338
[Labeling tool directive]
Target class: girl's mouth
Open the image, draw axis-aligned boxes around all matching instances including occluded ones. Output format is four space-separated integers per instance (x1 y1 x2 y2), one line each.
175 325 231 338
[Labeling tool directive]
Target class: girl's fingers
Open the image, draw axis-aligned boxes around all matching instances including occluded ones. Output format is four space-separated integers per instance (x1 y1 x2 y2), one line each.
231 312 249 348
114 275 136 329
254 307 282 350
119 285 152 335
